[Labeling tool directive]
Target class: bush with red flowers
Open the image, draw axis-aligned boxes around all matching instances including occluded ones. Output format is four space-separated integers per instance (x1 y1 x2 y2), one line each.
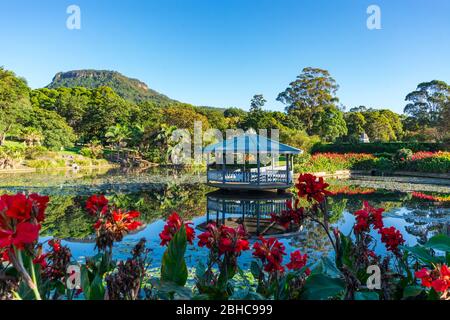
0 193 49 300
415 265 450 299
158 212 194 288
196 223 250 299
270 199 304 230
2 184 450 301
251 237 311 299
159 212 195 246
296 173 332 203
85 195 142 252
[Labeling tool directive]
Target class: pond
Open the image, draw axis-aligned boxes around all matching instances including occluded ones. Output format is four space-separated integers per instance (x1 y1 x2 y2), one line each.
0 168 449 271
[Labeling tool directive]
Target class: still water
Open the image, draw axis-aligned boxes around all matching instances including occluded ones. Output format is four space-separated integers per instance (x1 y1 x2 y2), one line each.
0 167 449 269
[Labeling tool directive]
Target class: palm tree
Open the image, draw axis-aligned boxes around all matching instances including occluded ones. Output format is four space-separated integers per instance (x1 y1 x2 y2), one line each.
105 124 131 161
22 128 43 147
155 124 177 164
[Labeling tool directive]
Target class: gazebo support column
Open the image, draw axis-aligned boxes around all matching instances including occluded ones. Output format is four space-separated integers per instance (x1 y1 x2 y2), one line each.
286 154 290 185
222 152 226 184
257 153 260 186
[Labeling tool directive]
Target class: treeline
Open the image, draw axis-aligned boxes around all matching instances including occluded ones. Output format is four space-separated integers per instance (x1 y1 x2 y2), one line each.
0 66 449 164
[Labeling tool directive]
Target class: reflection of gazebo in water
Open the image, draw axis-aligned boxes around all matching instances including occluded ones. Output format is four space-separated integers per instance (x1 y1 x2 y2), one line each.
204 133 302 190
199 190 301 238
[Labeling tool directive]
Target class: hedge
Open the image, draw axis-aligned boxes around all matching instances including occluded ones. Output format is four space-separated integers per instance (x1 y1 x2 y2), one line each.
311 142 448 155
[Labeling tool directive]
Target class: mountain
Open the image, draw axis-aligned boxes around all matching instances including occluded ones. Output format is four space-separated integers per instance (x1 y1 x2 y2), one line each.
47 70 175 104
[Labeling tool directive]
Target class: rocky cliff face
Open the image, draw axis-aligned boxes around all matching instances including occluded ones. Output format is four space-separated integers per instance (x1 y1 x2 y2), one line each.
48 70 173 104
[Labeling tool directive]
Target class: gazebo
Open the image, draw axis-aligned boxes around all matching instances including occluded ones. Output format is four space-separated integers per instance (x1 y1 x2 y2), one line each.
204 133 302 190
198 190 299 237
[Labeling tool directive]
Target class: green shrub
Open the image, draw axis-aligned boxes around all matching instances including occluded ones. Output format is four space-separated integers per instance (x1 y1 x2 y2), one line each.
74 158 93 167
24 146 48 160
311 142 447 154
295 153 375 173
405 156 450 173
80 142 104 159
395 148 413 162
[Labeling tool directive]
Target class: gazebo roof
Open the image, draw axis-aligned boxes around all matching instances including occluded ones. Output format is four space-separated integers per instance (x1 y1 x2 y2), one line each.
204 133 302 154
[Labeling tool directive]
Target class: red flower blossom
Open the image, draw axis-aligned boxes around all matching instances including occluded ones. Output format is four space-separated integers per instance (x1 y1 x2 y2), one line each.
86 195 109 216
270 199 304 229
379 226 404 253
112 210 142 232
0 194 33 221
353 201 384 234
296 174 332 203
0 222 40 249
253 237 286 273
33 253 49 268
286 250 310 275
28 194 49 222
48 239 61 252
159 212 195 246
198 223 249 256
415 265 450 294
1 249 10 262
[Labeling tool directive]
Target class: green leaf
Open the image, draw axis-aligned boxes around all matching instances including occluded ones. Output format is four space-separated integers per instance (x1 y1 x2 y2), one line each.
399 245 443 264
355 291 379 300
161 224 188 286
425 234 450 253
403 286 424 299
250 260 261 279
157 281 193 300
89 274 105 300
302 273 345 300
316 256 341 277
80 265 91 299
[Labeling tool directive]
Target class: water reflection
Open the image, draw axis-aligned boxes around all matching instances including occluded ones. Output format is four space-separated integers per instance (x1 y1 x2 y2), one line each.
0 176 448 267
204 190 295 237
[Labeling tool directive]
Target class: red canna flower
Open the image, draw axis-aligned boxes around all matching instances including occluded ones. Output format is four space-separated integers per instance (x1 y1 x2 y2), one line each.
159 212 195 246
0 222 40 249
48 239 61 252
28 193 49 222
415 264 450 294
86 195 109 216
198 223 249 256
415 268 433 287
33 253 49 268
253 237 286 273
1 248 10 262
270 199 304 229
112 210 142 232
296 174 332 203
0 194 33 222
286 250 310 276
379 226 404 253
353 201 384 234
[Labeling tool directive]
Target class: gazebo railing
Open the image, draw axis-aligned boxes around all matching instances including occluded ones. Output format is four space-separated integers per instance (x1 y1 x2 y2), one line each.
207 198 289 217
207 169 293 184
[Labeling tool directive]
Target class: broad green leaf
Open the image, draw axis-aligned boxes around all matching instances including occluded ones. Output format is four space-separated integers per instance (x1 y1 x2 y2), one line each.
161 224 188 286
399 245 442 264
355 291 379 300
80 265 91 299
250 260 261 279
403 286 423 298
425 234 450 253
317 256 341 277
157 281 193 300
302 274 345 300
89 274 105 300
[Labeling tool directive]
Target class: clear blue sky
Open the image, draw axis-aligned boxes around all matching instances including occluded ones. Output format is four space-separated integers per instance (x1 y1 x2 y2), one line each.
0 0 449 113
